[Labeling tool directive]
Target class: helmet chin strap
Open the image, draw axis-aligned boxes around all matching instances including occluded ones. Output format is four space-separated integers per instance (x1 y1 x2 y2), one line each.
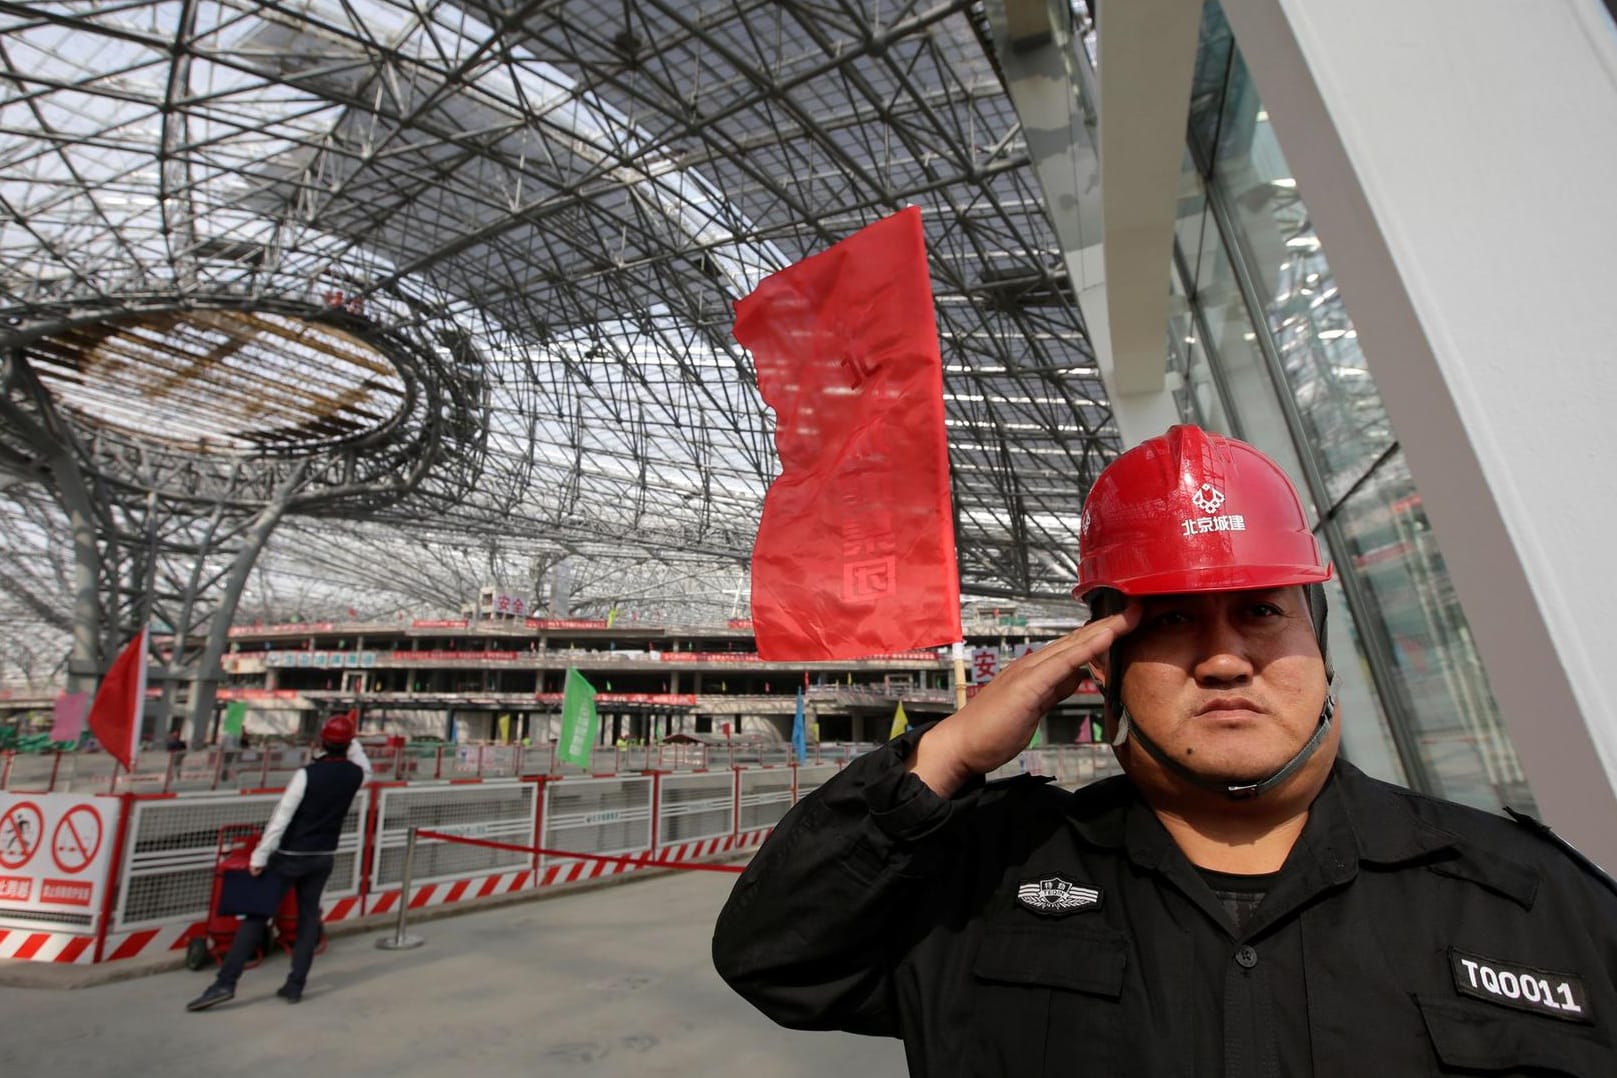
1100 582 1337 800
1111 689 1335 800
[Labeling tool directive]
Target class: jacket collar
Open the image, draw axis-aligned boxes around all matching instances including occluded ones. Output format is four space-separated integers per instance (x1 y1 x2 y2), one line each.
1330 759 1462 865
1062 759 1461 871
1058 775 1188 874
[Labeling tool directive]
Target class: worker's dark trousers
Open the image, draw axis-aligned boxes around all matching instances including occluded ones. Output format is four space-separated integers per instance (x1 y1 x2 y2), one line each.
214 853 334 991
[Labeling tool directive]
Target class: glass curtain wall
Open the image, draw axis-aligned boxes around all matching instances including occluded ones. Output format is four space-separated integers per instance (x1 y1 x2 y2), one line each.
1168 1 1533 811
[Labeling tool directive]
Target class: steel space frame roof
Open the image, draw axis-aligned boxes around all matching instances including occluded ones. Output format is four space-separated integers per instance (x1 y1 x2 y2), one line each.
0 0 1114 663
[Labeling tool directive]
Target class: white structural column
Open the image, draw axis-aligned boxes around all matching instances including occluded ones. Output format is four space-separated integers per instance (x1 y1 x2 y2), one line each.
1094 0 1201 418
1092 0 1202 444
1222 0 1617 861
987 0 1186 446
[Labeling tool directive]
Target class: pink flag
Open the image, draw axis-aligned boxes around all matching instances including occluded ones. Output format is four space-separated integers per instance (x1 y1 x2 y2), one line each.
50 691 90 742
87 628 147 770
736 207 962 660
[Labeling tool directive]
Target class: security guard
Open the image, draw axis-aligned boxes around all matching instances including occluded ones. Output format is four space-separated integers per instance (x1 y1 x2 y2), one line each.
713 426 1617 1075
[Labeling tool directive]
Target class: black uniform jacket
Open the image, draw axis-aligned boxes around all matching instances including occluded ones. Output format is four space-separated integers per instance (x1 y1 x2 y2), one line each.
712 727 1617 1076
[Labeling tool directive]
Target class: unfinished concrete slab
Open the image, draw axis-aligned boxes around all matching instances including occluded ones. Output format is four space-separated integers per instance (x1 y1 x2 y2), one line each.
0 867 904 1077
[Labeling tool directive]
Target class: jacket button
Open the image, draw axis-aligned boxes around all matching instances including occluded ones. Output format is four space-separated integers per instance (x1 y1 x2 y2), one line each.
1235 945 1259 969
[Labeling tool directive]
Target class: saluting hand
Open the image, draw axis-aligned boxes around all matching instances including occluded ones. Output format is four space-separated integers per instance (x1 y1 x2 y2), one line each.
908 603 1141 798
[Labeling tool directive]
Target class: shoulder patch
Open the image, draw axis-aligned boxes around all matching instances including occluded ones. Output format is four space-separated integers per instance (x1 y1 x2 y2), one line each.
1504 806 1617 900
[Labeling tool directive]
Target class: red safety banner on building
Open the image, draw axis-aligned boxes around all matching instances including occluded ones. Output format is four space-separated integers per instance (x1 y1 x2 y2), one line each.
736 207 962 661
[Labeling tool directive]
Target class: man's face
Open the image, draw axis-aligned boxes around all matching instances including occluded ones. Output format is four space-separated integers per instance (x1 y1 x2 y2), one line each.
1109 586 1335 790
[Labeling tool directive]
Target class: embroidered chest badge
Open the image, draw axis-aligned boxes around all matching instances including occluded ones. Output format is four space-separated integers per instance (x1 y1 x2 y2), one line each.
1016 876 1102 916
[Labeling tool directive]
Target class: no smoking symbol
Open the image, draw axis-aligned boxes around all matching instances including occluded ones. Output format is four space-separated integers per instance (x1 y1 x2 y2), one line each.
0 802 44 870
52 806 103 874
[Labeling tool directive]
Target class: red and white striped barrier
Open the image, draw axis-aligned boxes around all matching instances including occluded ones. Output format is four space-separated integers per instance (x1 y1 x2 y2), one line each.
98 893 368 963
538 855 644 887
659 835 736 861
368 869 533 915
0 927 98 964
658 828 770 862
100 923 195 963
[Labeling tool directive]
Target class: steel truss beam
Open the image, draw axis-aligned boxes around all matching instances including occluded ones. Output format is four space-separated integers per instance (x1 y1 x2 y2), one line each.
0 0 1114 706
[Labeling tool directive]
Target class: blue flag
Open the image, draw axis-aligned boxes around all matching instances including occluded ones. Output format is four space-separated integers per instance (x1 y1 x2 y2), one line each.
791 688 807 763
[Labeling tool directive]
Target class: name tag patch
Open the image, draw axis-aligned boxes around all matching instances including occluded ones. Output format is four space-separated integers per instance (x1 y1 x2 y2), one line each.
1449 947 1592 1023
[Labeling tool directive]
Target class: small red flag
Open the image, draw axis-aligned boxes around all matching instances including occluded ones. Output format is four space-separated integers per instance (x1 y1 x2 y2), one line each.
737 207 962 660
87 628 148 770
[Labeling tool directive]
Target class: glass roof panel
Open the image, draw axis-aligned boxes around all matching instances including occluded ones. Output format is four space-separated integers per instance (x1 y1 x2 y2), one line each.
0 0 1118 675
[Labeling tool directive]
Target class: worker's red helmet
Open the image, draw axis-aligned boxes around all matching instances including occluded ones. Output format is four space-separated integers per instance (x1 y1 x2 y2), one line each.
1075 425 1331 600
320 711 356 747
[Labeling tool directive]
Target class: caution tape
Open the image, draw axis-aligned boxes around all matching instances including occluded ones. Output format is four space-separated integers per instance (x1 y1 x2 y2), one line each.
413 829 746 874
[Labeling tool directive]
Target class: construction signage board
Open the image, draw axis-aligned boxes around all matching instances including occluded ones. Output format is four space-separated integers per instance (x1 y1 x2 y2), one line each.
0 792 116 918
971 647 1000 684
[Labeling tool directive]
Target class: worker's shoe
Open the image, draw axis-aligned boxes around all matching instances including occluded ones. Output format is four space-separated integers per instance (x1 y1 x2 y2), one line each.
185 984 235 1012
275 983 303 1004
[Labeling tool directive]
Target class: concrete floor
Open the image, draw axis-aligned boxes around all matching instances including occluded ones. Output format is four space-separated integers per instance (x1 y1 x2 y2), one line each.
0 868 905 1078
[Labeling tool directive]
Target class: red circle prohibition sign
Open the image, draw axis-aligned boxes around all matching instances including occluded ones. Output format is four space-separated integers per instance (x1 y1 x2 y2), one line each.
52 805 104 874
0 801 45 870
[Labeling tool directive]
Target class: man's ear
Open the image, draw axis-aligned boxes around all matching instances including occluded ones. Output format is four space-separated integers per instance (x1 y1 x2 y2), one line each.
1088 651 1110 690
1087 653 1121 742
1087 650 1120 741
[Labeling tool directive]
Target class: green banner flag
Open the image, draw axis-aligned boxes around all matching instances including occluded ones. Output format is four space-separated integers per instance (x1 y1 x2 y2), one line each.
1028 722 1044 749
223 701 248 737
558 667 599 768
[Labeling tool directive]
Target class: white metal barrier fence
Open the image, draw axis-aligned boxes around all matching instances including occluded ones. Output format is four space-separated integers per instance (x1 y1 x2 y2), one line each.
795 764 840 801
4 743 1124 964
737 769 795 833
540 776 654 885
1 739 868 792
371 782 535 890
112 792 368 933
658 772 737 854
987 746 1124 785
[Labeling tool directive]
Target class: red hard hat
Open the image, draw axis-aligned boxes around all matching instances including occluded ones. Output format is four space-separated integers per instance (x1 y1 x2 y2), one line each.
320 711 356 746
1075 425 1331 599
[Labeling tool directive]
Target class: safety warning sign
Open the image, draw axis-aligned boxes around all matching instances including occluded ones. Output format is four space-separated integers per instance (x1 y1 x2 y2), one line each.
0 793 115 920
53 805 103 874
0 801 43 870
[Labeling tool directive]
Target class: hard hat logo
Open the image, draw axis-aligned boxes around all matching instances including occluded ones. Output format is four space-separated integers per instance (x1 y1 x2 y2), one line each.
1190 483 1225 515
1180 513 1247 538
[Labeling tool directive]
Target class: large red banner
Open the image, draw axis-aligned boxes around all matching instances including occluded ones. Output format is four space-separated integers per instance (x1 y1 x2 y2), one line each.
736 207 961 660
